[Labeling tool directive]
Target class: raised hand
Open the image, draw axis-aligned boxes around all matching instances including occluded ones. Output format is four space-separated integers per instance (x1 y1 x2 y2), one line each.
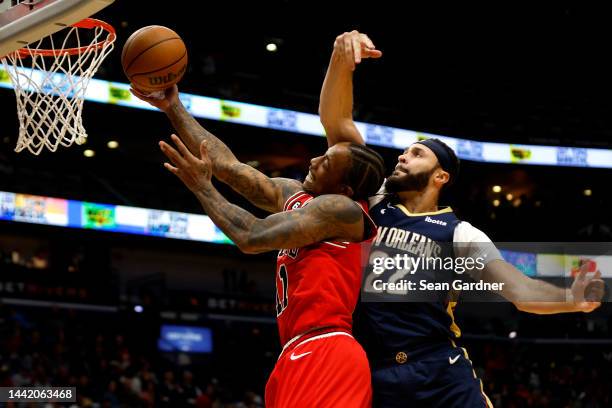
571 260 605 312
130 85 180 113
333 30 383 71
159 134 213 193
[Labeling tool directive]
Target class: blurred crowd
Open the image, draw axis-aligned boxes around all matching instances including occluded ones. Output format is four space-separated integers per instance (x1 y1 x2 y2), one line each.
0 303 610 407
0 305 265 408
473 342 611 408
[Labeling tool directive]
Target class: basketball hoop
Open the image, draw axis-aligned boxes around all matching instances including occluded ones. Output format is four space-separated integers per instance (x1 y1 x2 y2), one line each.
1 18 115 155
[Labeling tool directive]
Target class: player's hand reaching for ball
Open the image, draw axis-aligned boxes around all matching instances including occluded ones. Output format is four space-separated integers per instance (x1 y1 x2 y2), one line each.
160 134 213 193
570 259 605 312
333 30 382 71
130 85 180 113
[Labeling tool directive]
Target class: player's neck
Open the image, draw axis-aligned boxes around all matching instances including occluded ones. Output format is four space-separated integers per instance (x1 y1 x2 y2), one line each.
396 188 439 214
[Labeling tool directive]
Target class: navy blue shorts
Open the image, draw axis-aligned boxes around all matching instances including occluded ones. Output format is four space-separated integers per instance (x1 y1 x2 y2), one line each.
370 343 493 408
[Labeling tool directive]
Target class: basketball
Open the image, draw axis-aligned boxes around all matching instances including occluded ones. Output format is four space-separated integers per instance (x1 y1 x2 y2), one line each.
121 25 188 92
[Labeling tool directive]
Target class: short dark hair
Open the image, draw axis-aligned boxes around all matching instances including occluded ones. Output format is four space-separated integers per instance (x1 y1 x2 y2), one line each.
344 143 386 200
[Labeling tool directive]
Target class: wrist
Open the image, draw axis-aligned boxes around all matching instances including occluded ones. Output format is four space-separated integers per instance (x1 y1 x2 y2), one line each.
165 99 182 115
330 51 352 72
566 288 574 304
197 181 214 195
161 102 175 114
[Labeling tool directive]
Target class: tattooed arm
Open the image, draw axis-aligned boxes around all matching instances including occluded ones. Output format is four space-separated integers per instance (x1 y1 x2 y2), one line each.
197 188 364 253
159 135 364 253
131 86 301 212
220 164 302 213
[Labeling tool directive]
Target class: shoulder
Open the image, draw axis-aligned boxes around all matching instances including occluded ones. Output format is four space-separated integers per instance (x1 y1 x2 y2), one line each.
453 221 493 243
453 221 502 264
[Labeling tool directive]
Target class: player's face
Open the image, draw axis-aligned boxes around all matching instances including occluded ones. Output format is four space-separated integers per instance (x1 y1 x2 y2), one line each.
386 144 439 193
302 144 352 197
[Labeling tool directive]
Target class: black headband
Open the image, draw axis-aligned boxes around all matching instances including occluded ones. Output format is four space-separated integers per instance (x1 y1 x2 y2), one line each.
414 138 458 181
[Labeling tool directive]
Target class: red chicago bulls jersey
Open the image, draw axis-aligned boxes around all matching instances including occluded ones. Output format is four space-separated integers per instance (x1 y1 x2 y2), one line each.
275 191 377 346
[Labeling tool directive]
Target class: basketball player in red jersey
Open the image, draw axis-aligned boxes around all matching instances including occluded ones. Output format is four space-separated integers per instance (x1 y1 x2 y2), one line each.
132 86 385 407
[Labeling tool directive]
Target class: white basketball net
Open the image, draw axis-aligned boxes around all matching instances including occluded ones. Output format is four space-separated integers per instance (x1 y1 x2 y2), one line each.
1 20 115 155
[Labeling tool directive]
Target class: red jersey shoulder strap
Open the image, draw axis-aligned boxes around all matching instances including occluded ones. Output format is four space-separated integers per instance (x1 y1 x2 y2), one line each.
283 191 312 212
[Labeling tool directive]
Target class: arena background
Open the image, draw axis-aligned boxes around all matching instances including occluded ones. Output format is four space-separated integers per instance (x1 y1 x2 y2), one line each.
1 1 611 407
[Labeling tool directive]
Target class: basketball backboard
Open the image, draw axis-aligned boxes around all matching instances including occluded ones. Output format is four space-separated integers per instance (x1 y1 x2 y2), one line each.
0 0 114 57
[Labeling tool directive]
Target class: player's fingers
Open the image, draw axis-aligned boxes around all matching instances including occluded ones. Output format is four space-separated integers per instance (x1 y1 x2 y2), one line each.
334 34 343 53
352 37 362 64
360 33 376 49
130 87 155 103
358 34 382 58
576 264 588 281
163 162 179 174
587 279 606 299
362 49 383 59
593 270 602 280
580 258 594 273
584 274 605 289
587 291 605 303
343 36 355 70
170 134 193 159
129 86 146 98
159 140 186 167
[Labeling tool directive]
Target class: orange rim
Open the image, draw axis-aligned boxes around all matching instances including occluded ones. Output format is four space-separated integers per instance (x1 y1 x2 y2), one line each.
15 18 116 58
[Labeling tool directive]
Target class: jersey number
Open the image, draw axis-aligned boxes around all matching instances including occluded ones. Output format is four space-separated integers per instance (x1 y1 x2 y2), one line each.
275 264 289 316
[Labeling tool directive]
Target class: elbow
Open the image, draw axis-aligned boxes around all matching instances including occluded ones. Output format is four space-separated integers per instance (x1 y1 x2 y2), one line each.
318 107 339 127
213 163 231 181
318 106 335 125
319 111 332 129
235 241 265 254
236 227 272 254
236 241 256 254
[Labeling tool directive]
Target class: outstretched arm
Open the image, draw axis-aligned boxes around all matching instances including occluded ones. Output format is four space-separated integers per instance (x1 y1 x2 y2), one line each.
159 135 364 254
319 31 382 147
482 259 604 314
132 87 301 212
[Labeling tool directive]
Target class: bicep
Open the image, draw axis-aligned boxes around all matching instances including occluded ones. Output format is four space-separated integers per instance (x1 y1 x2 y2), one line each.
246 195 364 252
221 163 301 213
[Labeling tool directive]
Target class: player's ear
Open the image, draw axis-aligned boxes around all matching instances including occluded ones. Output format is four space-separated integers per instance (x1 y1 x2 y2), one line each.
434 169 449 187
340 184 355 198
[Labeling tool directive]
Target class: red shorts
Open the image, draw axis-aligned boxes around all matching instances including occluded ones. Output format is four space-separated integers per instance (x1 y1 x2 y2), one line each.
265 331 372 408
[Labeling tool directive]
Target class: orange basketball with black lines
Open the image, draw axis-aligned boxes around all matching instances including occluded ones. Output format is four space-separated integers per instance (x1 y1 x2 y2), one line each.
121 25 188 92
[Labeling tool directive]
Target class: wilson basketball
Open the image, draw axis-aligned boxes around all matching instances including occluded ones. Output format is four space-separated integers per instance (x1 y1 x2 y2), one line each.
121 25 188 92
